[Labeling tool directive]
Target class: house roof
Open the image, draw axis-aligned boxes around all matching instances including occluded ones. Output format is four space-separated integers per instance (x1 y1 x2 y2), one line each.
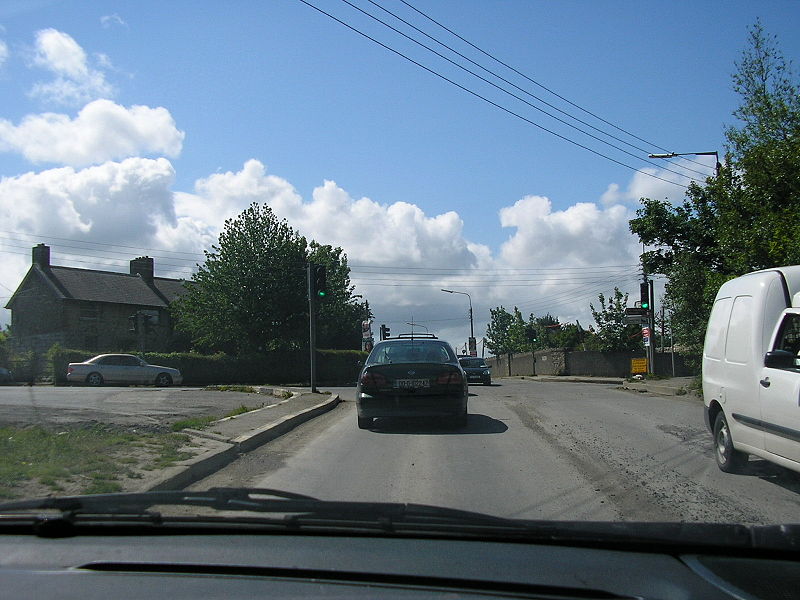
5 264 190 309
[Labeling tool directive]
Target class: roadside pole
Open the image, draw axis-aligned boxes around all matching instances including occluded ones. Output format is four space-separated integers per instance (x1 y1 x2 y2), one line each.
649 279 656 375
307 264 318 393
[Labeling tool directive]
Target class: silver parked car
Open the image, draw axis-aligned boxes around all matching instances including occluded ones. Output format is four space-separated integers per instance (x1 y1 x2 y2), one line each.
66 354 182 387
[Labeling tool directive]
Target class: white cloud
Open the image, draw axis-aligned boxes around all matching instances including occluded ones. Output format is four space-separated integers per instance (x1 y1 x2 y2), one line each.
0 99 185 166
100 14 127 29
30 28 113 105
0 157 657 347
0 157 179 245
499 195 639 267
0 40 8 69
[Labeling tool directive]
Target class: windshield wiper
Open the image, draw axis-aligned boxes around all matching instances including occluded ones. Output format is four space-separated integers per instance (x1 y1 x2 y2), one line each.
2 488 799 552
0 487 514 531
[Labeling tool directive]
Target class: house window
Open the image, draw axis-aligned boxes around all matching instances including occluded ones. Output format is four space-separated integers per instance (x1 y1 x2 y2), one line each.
79 304 100 321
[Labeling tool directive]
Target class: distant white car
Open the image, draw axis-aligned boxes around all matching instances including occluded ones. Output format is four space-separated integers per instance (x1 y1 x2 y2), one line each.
67 354 182 387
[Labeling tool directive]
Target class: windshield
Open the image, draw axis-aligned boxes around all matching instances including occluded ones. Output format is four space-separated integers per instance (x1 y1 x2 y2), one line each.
459 359 487 368
367 340 456 364
1 0 800 541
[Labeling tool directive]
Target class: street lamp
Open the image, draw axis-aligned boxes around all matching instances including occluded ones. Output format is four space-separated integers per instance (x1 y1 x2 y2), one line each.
441 289 475 354
648 151 720 177
406 321 429 333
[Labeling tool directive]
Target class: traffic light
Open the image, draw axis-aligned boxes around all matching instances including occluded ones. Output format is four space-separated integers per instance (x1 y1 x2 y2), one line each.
313 265 327 298
380 324 390 340
640 281 650 310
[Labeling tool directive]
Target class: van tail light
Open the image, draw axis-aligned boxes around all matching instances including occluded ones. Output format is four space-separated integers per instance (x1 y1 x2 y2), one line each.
360 372 387 388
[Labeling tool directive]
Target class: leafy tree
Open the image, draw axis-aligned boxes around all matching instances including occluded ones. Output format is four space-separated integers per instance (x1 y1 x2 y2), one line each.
630 21 800 355
484 308 588 354
0 328 10 367
589 288 642 352
173 203 366 354
484 306 517 356
173 203 308 354
308 242 368 350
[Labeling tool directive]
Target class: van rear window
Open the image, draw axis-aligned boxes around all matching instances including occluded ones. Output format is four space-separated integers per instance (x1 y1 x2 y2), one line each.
725 296 753 364
705 297 732 360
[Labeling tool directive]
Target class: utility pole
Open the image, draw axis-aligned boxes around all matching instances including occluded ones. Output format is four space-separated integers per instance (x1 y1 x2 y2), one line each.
649 278 656 375
307 264 318 393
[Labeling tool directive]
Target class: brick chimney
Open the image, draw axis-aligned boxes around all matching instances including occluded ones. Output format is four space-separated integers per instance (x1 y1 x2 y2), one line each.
130 256 154 284
32 243 50 270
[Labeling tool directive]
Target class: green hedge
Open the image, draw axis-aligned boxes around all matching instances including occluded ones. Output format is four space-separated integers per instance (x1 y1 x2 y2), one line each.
49 346 367 386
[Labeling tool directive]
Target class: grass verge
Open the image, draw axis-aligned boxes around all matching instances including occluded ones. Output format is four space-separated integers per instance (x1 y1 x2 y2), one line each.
171 403 264 432
204 385 258 393
0 424 194 499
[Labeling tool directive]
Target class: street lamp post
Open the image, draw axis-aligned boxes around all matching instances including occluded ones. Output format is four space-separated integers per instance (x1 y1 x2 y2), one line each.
441 289 475 355
648 151 720 177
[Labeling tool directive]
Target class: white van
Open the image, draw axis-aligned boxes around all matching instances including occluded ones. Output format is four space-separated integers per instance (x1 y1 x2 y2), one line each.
703 266 800 474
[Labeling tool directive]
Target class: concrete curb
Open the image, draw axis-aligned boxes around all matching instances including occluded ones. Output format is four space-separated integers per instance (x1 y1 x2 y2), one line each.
499 375 624 385
146 393 340 491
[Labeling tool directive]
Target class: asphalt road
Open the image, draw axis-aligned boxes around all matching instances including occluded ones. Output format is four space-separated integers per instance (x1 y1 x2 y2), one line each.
0 385 271 430
188 379 800 524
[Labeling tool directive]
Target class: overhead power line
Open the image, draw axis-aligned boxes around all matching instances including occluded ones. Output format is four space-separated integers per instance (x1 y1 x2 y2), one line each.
397 0 713 174
356 0 709 180
297 0 691 189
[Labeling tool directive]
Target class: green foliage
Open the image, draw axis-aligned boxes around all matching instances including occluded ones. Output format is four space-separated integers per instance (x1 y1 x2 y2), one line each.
171 202 368 354
484 306 516 355
308 242 369 350
172 203 309 354
0 329 10 367
589 288 643 352
630 22 800 354
485 307 588 355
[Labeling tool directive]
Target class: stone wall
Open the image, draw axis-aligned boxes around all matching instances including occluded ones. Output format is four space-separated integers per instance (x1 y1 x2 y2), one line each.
485 349 697 378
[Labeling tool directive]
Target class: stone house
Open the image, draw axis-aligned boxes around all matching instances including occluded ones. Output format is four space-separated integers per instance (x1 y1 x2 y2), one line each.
5 244 190 353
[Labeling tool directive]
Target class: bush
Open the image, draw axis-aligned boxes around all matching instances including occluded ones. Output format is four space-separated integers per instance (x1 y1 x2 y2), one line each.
48 346 368 386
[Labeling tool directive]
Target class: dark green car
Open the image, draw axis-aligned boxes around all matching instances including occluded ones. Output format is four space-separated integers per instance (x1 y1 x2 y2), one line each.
356 335 468 430
458 356 492 386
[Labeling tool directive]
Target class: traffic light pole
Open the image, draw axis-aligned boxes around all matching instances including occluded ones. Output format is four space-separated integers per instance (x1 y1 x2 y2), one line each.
649 278 655 376
307 264 318 393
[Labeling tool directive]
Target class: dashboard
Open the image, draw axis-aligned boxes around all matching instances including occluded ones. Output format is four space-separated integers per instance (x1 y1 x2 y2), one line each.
2 530 797 599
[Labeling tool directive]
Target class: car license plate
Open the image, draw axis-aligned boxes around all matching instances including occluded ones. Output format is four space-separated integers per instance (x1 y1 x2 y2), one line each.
394 378 430 389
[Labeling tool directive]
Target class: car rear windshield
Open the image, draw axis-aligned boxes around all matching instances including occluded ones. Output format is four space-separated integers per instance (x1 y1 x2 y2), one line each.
459 359 487 368
367 341 456 365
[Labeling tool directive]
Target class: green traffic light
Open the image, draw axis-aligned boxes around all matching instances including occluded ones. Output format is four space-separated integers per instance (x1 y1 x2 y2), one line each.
318 290 326 297
642 302 649 309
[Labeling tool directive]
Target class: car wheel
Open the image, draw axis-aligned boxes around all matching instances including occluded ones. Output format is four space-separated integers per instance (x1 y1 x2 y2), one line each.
713 412 747 473
155 373 173 387
86 372 104 386
357 416 372 430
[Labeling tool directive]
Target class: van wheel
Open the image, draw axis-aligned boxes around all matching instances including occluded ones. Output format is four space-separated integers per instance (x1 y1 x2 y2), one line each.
713 412 748 473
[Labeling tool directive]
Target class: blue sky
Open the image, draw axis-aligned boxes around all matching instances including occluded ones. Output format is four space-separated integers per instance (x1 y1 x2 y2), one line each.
1 1 798 350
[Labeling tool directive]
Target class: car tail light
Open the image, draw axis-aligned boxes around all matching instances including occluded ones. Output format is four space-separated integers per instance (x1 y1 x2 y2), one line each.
360 372 387 387
436 371 460 385
67 367 73 375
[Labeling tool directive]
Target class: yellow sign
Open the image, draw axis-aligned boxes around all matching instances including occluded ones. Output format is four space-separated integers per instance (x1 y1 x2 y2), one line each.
630 358 648 374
